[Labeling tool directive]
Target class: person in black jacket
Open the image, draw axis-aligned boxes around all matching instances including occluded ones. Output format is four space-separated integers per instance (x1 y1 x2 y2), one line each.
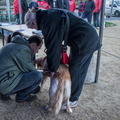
25 9 101 108
45 0 70 10
21 0 28 24
82 0 95 23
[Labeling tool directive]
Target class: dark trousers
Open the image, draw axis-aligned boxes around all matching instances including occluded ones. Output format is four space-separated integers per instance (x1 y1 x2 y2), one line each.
16 13 26 24
78 12 84 17
82 12 93 23
93 12 100 27
69 53 93 102
8 71 43 100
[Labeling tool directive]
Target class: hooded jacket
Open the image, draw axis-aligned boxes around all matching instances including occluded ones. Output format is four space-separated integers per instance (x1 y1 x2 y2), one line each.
13 0 22 14
93 0 102 13
36 9 101 72
69 0 76 12
78 1 85 12
84 0 95 14
36 1 50 9
46 0 70 10
0 35 36 95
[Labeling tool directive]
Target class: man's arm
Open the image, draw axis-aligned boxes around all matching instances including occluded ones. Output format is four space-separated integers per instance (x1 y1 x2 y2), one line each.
13 48 36 73
41 12 66 72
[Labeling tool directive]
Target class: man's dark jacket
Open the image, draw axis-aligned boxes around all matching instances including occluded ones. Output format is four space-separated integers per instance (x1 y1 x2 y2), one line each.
84 0 95 14
36 9 101 72
45 0 70 10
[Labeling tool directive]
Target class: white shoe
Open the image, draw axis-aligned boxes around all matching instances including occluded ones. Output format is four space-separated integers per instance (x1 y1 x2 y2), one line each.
61 101 77 110
96 27 99 30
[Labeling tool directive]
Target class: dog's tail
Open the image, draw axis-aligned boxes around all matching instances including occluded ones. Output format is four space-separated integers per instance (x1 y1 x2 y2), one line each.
54 77 65 114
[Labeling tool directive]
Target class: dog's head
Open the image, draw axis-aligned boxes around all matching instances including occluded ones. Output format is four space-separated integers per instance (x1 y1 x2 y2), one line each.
34 57 47 68
34 57 51 76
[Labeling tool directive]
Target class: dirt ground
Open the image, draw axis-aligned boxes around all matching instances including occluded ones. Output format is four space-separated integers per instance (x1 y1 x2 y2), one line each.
0 20 120 120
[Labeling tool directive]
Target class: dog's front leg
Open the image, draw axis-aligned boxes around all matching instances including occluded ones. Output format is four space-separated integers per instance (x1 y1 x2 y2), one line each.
48 75 58 112
66 98 72 113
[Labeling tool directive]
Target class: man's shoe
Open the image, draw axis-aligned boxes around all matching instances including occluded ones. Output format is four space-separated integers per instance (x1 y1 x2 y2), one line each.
69 101 77 108
16 95 37 103
0 94 11 101
61 101 77 110
32 86 40 94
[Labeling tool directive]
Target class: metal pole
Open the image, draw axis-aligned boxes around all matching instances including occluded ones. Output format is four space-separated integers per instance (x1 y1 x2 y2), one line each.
53 0 57 8
6 0 11 23
2 29 5 46
110 0 114 17
95 0 106 83
18 0 22 24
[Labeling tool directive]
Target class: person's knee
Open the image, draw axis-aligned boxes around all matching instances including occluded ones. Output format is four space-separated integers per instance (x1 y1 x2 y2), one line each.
33 71 43 84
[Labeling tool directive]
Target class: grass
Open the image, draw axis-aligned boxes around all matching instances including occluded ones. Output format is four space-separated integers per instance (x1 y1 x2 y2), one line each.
105 21 117 27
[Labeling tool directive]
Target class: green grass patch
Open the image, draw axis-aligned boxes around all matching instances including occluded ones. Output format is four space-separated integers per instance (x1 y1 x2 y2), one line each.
105 21 117 27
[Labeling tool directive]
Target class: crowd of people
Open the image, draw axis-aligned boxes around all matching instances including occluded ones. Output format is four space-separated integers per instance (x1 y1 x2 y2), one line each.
13 0 102 29
0 0 102 109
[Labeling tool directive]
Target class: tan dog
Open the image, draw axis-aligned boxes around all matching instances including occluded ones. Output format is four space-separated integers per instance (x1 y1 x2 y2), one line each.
35 57 72 114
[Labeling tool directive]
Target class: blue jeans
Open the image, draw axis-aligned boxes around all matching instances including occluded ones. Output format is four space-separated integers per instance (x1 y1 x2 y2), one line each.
78 12 83 17
93 12 100 27
69 53 93 102
8 71 43 100
82 12 93 23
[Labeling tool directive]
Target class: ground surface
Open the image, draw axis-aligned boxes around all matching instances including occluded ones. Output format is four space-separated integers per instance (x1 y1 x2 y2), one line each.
0 20 120 120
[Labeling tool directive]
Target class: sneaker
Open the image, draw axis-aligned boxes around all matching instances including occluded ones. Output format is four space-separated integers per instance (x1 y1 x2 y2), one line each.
0 93 11 101
96 27 99 30
61 101 77 110
16 95 37 103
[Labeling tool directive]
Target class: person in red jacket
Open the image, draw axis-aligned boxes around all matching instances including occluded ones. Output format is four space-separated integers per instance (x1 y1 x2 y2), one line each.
69 0 76 12
13 0 22 24
93 0 102 29
13 0 28 24
36 0 50 9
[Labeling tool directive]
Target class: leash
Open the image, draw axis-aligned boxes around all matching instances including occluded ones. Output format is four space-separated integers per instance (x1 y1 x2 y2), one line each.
37 68 50 73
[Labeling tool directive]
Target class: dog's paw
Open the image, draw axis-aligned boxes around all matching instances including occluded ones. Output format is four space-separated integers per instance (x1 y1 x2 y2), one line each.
66 108 72 113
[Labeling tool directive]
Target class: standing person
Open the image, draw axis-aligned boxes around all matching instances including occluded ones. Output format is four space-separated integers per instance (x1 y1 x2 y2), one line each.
29 1 39 10
69 0 76 12
36 0 50 9
78 0 85 17
45 0 70 10
13 0 22 24
25 9 101 108
82 0 95 23
0 33 43 102
20 0 28 23
13 0 28 24
93 0 102 29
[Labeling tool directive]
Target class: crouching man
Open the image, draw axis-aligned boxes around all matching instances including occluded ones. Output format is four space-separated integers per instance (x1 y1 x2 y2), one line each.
0 33 43 102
